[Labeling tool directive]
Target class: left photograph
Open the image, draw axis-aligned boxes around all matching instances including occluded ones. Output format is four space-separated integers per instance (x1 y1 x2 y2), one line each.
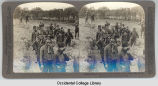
13 2 79 73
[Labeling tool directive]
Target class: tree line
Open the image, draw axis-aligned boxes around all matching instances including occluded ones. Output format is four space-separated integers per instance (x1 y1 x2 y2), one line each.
79 6 145 21
14 7 78 23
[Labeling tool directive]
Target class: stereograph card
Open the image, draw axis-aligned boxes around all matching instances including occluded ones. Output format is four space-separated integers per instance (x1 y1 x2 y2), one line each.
2 0 155 78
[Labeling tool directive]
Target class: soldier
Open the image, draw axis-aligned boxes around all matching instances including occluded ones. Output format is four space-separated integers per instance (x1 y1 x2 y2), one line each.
115 22 119 32
65 29 73 46
125 26 131 38
120 24 126 36
130 28 139 46
32 37 42 68
96 25 105 63
54 25 60 37
39 22 44 28
114 22 121 39
105 21 110 26
91 14 95 23
60 27 65 37
119 47 133 72
25 15 29 23
50 23 54 30
75 24 79 39
31 26 38 42
106 24 112 35
96 25 103 41
96 37 105 63
39 35 46 46
104 39 119 72
56 32 65 48
113 26 120 40
56 48 70 72
40 39 55 72
121 31 130 47
49 26 54 39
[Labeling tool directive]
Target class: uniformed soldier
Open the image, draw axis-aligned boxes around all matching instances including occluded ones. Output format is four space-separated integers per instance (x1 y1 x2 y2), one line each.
75 24 79 39
32 37 42 68
56 32 65 48
39 22 44 28
104 39 119 72
56 48 70 72
31 26 38 42
65 29 73 46
119 47 133 72
130 28 139 46
25 15 29 23
40 39 55 72
121 31 130 47
96 25 103 41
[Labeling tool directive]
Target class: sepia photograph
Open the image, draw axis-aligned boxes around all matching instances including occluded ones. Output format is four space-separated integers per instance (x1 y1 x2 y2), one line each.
13 2 79 72
13 2 145 73
79 2 145 72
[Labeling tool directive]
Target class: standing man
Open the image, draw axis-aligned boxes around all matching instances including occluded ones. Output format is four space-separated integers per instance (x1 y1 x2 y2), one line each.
65 29 73 46
56 48 70 72
96 25 103 41
32 37 41 68
121 32 130 48
31 26 37 42
119 47 133 72
40 39 55 72
75 24 79 39
96 25 105 63
56 32 65 48
104 39 119 72
25 15 29 24
130 28 139 46
91 14 95 23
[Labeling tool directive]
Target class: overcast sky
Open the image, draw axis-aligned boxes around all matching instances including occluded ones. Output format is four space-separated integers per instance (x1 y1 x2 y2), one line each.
18 2 74 10
18 2 142 10
85 2 141 10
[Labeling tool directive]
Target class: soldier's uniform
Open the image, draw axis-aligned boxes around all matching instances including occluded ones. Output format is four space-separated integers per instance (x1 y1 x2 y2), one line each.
56 48 70 72
31 26 38 42
40 40 55 72
32 38 41 67
25 15 29 23
96 25 103 41
65 29 73 46
121 32 129 47
56 33 65 48
131 28 139 46
75 25 79 39
104 41 119 72
119 48 133 72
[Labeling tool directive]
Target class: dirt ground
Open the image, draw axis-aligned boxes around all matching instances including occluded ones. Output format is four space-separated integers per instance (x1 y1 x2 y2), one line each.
13 18 145 72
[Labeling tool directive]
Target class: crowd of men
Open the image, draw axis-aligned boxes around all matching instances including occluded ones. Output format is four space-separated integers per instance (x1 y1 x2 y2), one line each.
29 18 140 72
31 22 79 72
88 21 139 72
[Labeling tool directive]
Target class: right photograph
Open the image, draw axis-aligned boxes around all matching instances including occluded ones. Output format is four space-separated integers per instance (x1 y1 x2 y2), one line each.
79 2 145 72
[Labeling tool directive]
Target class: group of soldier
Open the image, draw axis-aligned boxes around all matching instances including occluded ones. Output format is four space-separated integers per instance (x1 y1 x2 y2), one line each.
87 21 139 72
29 18 140 72
31 22 79 72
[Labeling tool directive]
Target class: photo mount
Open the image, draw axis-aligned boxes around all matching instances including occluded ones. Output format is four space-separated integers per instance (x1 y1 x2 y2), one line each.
2 0 155 78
